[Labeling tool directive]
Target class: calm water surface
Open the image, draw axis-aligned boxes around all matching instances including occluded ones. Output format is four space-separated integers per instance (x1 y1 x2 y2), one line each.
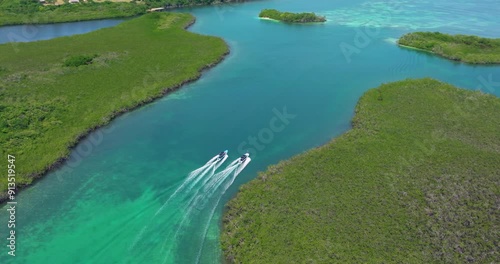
0 19 125 44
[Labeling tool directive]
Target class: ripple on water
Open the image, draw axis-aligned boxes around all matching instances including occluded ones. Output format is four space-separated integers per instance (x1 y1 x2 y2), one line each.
321 0 500 35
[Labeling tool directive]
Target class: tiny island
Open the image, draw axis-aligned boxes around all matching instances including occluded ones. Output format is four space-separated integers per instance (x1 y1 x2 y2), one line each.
398 32 500 64
259 9 326 23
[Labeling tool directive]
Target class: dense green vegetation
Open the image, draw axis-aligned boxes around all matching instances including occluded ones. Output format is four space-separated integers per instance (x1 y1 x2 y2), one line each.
0 0 247 26
0 0 147 26
398 32 500 64
0 13 228 195
259 9 326 23
63 54 98 67
222 79 500 263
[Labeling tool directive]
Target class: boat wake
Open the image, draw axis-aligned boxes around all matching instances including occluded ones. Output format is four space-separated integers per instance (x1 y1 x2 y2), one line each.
128 151 251 263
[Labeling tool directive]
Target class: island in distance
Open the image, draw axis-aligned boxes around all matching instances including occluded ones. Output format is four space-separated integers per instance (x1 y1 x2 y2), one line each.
259 9 326 23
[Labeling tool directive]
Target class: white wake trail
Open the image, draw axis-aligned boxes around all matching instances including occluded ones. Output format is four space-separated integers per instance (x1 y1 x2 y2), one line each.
195 171 239 264
186 161 217 192
175 164 237 228
205 164 238 191
161 162 240 263
154 157 218 217
130 155 222 250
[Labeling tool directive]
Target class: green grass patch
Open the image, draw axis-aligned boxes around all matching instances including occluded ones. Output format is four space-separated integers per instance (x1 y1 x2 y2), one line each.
259 9 326 23
398 32 500 64
0 12 228 194
63 54 98 67
222 79 500 263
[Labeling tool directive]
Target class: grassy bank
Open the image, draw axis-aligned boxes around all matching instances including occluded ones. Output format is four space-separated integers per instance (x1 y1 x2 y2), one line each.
222 79 500 263
398 32 500 64
259 9 326 23
0 13 228 197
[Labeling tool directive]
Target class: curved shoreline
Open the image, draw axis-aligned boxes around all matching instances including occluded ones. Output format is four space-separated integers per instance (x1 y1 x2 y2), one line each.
0 17 230 204
259 17 279 22
397 42 500 64
397 43 464 62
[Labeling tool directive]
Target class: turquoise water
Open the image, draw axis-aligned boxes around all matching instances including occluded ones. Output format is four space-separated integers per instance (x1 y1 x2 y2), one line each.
1 0 500 263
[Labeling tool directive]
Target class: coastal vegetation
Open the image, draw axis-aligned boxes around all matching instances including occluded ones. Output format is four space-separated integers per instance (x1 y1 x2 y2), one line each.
398 32 500 64
0 13 228 196
222 79 500 263
0 0 147 26
63 54 98 67
259 9 326 23
0 0 248 26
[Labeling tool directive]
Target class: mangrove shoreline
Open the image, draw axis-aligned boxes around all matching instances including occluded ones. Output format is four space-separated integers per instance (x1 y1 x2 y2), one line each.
222 78 500 263
398 32 500 64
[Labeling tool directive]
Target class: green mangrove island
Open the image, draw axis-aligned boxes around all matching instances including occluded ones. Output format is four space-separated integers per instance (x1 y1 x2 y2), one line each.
222 79 500 263
259 9 326 23
0 13 228 197
398 32 500 64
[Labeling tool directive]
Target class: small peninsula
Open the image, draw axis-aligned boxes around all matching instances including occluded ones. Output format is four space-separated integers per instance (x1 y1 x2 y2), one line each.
259 9 326 23
0 13 228 199
222 79 500 263
398 32 500 64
